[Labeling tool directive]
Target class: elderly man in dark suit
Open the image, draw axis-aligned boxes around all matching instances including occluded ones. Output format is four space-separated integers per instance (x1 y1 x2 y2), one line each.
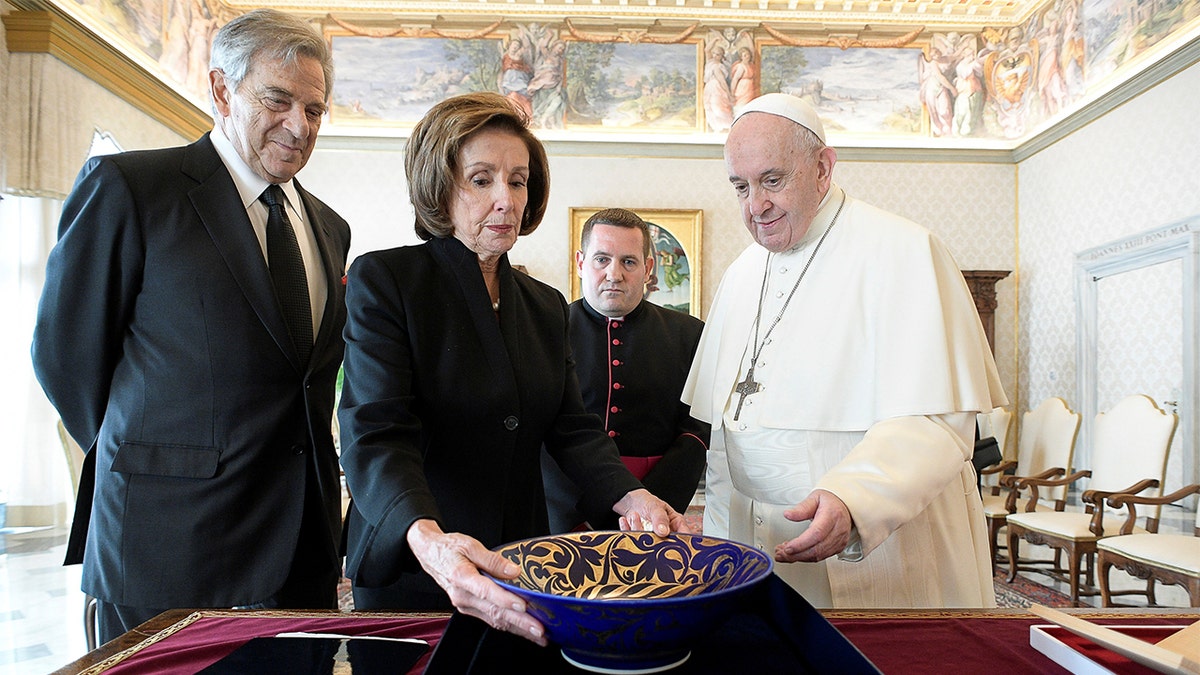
31 9 351 644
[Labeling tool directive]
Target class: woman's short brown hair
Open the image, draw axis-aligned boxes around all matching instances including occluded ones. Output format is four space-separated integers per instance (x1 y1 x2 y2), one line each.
405 92 550 241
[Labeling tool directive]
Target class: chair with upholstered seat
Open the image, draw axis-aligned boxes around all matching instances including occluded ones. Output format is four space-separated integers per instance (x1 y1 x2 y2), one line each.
1096 483 1200 607
1005 395 1177 606
979 398 1080 572
977 407 1015 492
57 420 98 651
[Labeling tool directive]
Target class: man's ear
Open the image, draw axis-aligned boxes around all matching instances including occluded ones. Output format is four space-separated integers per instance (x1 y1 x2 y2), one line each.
210 69 232 118
816 146 838 187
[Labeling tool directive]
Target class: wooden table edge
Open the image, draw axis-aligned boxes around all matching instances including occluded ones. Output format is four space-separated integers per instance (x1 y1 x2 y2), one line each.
49 607 1199 674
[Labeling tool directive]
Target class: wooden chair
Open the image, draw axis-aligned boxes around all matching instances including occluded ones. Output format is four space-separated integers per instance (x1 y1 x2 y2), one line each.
1097 483 1200 607
979 398 1080 572
1005 395 1177 606
57 420 98 651
977 407 1015 493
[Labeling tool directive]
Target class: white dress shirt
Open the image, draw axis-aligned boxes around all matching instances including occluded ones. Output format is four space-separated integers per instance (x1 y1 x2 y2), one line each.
210 125 327 339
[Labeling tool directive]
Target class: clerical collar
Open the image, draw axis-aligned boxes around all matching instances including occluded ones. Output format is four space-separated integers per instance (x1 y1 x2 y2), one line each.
784 184 845 255
580 297 645 324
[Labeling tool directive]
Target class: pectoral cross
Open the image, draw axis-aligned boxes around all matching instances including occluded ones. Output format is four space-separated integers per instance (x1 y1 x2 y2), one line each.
732 365 761 421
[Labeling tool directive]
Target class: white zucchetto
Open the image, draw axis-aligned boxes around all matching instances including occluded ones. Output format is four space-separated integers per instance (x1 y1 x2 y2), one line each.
733 93 827 144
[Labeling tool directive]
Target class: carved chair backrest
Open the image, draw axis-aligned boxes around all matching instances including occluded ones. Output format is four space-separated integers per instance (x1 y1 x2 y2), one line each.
1090 394 1178 521
1018 397 1080 504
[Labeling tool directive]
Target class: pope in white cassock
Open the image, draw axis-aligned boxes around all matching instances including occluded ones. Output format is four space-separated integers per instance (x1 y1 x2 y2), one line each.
683 93 1008 608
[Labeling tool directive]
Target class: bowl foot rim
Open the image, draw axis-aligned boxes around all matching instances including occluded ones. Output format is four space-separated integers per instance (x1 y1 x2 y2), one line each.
560 648 691 674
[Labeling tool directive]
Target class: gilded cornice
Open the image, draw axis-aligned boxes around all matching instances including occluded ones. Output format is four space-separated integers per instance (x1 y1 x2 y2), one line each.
5 0 1199 161
222 0 1044 29
2 9 212 141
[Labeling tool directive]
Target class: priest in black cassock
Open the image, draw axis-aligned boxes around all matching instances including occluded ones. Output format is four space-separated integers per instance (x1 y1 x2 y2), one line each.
543 208 710 532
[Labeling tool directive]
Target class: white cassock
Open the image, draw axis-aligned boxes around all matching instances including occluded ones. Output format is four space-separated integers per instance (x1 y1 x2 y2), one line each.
683 184 1007 608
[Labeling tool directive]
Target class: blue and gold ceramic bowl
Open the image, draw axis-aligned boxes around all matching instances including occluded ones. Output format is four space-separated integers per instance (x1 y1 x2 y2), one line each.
492 531 773 673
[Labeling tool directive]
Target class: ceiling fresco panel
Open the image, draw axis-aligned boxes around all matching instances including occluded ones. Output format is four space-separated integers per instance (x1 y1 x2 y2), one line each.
8 0 1199 151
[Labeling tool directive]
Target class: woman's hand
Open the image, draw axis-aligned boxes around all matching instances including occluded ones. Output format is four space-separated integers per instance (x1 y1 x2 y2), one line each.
406 519 548 646
614 488 693 536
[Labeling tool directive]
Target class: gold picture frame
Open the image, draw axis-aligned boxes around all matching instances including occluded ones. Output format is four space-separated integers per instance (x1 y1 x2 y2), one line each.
568 208 703 317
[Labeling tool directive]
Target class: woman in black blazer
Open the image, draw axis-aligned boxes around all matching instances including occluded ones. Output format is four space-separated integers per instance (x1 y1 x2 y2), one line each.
338 92 689 645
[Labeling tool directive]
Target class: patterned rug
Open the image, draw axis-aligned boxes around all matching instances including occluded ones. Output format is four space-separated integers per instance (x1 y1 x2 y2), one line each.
993 569 1074 608
337 576 353 612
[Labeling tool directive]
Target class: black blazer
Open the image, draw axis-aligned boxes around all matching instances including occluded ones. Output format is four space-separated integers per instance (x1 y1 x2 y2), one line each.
338 237 641 591
31 134 351 608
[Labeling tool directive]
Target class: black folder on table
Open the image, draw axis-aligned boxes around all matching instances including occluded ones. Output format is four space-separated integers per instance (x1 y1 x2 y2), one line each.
198 633 429 674
424 573 881 674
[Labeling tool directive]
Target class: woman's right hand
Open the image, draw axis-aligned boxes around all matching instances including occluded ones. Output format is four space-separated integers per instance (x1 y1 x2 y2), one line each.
405 519 548 646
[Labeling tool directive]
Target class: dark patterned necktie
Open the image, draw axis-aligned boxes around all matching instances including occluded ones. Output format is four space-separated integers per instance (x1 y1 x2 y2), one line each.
259 184 312 364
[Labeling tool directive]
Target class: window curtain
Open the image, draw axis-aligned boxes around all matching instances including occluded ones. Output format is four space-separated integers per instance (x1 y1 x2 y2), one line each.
0 194 71 526
3 52 95 198
1 44 176 525
1 46 114 524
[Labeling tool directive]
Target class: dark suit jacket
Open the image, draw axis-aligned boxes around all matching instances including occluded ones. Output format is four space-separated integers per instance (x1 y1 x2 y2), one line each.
338 237 641 594
544 299 709 531
31 134 351 608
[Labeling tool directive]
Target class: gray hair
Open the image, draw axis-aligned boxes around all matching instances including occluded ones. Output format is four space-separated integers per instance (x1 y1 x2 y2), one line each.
791 123 826 161
209 9 333 115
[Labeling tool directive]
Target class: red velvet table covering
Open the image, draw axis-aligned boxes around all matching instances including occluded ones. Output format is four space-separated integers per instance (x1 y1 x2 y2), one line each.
827 614 1196 674
58 609 1197 674
75 612 447 675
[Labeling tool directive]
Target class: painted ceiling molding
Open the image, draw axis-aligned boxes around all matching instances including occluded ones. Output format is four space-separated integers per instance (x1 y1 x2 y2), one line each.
2 10 212 140
759 23 924 48
5 0 1200 161
225 0 1045 28
326 15 506 39
562 18 701 44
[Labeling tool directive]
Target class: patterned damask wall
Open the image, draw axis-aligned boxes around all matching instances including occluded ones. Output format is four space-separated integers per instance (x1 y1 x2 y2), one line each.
1095 262 1186 492
1096 263 1183 416
835 161 1018 406
303 147 1019 401
1016 58 1200 492
1016 59 1200 416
